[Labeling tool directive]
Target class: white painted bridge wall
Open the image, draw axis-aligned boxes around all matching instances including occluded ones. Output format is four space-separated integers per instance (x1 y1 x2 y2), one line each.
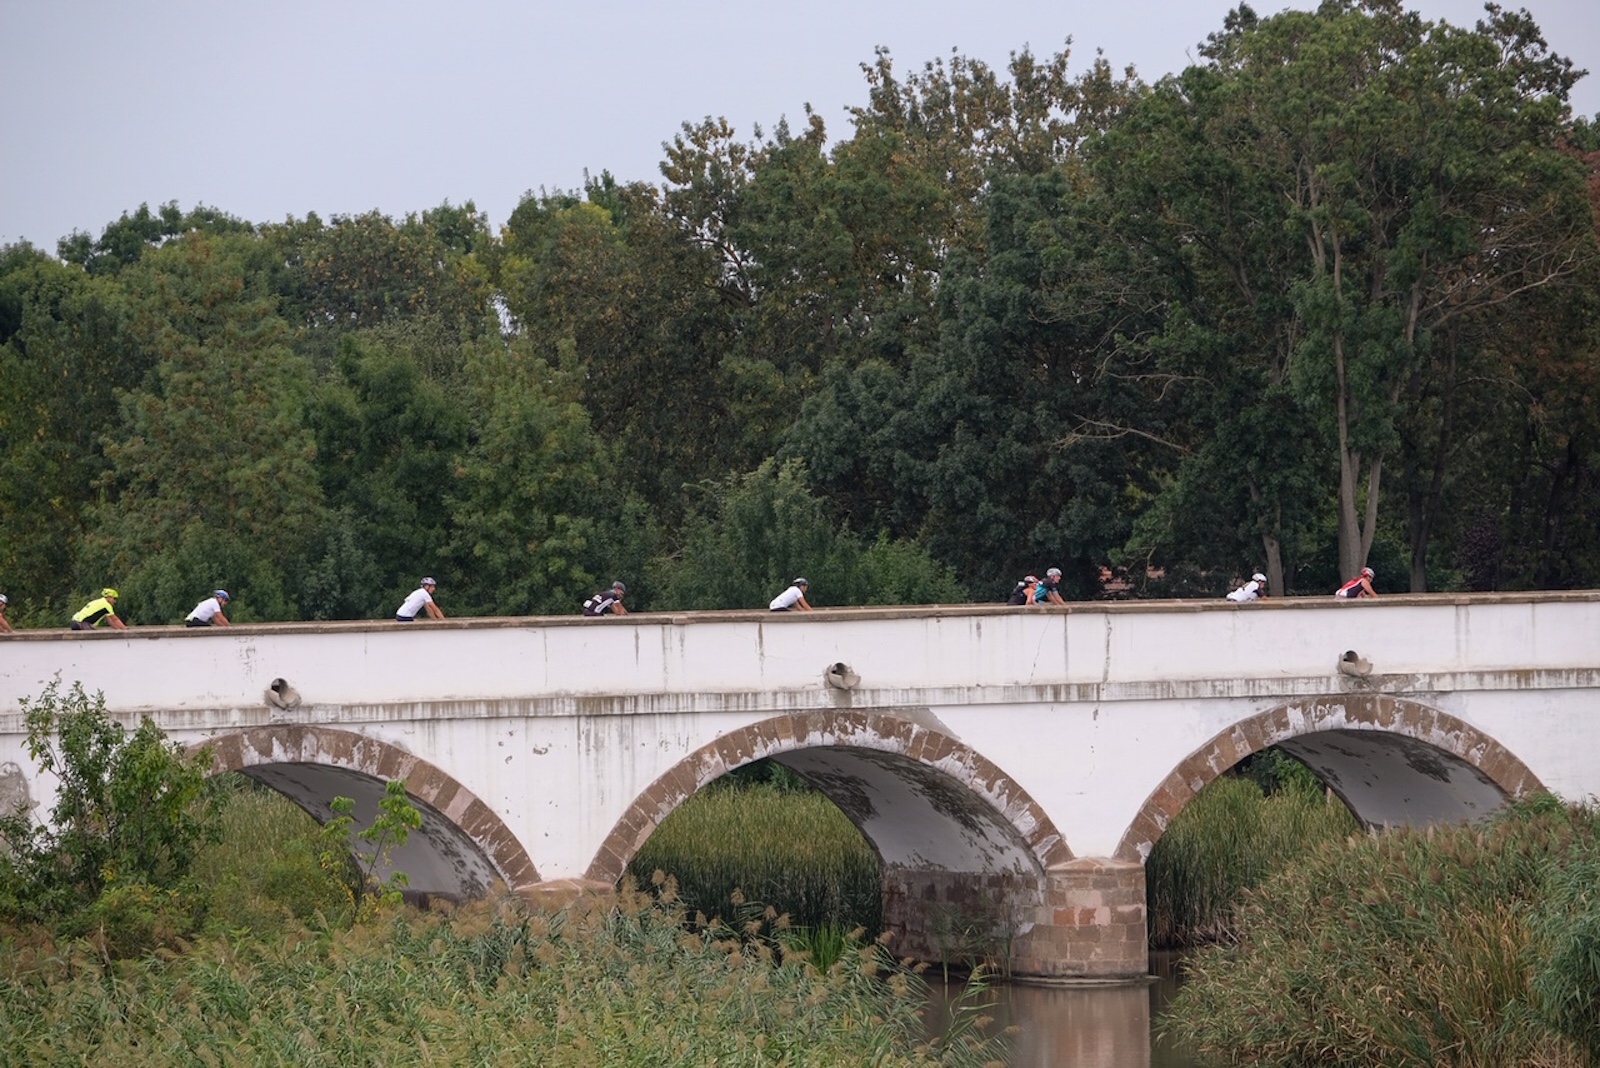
1 594 1598 883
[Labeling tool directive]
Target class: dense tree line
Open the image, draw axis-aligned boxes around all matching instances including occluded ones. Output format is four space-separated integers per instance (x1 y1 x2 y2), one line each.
2 1 1597 625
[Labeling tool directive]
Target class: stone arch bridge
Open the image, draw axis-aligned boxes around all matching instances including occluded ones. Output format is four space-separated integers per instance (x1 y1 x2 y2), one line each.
1 593 1595 979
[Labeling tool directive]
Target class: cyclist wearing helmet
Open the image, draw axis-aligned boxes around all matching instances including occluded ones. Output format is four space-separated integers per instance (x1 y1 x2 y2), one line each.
1334 566 1378 599
582 580 629 617
186 590 232 627
1007 575 1039 605
71 588 127 630
1227 572 1269 602
1032 567 1067 605
395 577 445 621
769 577 812 612
0 593 12 634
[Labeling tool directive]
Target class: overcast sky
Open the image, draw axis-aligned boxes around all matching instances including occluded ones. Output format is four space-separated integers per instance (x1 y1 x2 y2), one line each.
3 0 1597 250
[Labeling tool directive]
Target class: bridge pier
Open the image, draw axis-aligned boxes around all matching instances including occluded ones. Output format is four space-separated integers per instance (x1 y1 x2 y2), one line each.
882 858 1147 982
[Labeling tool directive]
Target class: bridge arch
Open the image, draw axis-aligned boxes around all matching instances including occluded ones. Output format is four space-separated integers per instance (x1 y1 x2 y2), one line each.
1115 694 1546 863
198 725 538 898
585 709 1072 884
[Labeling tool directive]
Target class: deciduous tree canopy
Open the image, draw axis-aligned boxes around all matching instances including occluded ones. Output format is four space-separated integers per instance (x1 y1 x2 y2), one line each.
0 2 1595 623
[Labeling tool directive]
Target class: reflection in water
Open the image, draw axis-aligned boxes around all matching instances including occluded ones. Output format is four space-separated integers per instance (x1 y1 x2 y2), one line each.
927 952 1197 1068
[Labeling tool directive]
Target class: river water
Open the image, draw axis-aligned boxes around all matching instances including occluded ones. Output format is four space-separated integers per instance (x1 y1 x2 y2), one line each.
929 952 1198 1067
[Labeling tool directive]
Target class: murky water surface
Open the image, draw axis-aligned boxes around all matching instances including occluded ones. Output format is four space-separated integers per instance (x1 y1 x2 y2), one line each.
929 952 1197 1067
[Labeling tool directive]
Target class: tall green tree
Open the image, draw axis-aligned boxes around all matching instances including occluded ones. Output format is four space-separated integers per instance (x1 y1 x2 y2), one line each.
651 458 957 610
1092 0 1596 590
445 341 636 615
1227 2 1587 586
305 332 470 611
80 232 323 621
0 244 145 612
500 180 745 525
57 201 254 277
271 204 497 373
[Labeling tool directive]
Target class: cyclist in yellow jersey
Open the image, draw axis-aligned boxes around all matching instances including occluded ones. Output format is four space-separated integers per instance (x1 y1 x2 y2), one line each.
71 588 127 630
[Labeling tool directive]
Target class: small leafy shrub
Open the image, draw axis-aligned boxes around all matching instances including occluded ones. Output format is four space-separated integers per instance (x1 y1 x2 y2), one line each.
80 879 199 959
0 680 217 935
319 778 424 910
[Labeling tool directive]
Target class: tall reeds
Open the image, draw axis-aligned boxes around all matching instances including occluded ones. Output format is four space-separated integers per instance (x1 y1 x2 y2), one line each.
1145 772 1358 947
1162 796 1600 1067
188 773 357 934
627 777 884 933
0 888 1004 1067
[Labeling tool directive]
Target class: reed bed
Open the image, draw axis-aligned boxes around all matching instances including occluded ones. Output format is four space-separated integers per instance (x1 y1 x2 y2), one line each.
189 774 357 934
1145 773 1359 947
1162 796 1600 1067
2 777 1002 1066
628 778 884 933
0 888 1002 1067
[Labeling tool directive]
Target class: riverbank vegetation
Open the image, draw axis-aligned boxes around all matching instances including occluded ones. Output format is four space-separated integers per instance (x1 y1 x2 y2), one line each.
627 760 884 935
3 3 1599 626
1 691 998 1066
0 886 1003 1067
1146 752 1360 947
1163 796 1600 1067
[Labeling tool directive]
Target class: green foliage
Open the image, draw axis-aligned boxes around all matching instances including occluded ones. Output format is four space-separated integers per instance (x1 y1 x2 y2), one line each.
190 775 356 935
1097 0 1599 591
0 890 1001 1067
57 200 254 276
293 506 385 620
1232 748 1323 797
0 680 216 927
501 181 749 528
4 7 1600 613
1527 853 1600 1062
78 231 324 622
627 775 883 935
305 332 469 606
0 249 144 608
274 204 496 347
1145 771 1358 948
652 457 958 610
79 879 201 960
445 341 632 615
318 780 423 910
1162 796 1600 1066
